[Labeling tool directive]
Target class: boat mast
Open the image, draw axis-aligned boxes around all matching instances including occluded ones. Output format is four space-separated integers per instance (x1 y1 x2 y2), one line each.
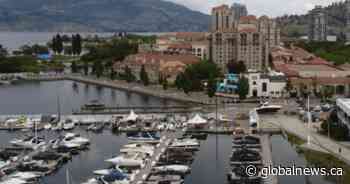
66 168 70 184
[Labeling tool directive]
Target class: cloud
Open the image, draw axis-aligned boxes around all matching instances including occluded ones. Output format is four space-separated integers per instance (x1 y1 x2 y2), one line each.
166 0 343 17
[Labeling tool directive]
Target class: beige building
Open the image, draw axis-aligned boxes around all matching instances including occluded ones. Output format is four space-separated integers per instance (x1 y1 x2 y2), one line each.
210 4 280 72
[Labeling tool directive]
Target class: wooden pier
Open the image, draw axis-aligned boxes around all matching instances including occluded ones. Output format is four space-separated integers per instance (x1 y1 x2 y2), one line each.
260 134 278 184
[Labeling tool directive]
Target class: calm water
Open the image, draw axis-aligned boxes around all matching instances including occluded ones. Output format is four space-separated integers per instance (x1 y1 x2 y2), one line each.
0 80 182 115
0 32 165 51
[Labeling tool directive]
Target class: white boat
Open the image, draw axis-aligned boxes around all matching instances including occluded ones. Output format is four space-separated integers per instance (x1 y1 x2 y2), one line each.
127 132 160 144
62 133 90 146
44 124 52 130
10 136 46 150
105 153 144 167
93 166 123 176
170 138 200 149
153 165 191 174
7 171 41 182
82 169 129 184
0 178 27 184
255 102 282 114
63 119 76 130
120 144 154 155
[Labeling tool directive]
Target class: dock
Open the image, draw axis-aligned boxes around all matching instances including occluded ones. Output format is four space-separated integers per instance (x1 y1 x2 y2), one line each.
130 132 180 184
260 134 278 184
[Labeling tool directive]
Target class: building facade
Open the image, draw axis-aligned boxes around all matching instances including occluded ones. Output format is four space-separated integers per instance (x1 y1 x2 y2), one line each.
231 3 248 20
210 4 280 72
308 5 327 41
246 72 286 98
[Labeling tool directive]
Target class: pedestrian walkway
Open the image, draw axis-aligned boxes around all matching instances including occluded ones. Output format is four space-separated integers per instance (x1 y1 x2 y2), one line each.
261 114 350 165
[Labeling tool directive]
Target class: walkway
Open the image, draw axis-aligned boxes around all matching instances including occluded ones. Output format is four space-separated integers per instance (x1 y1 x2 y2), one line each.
260 114 350 165
131 131 180 184
260 135 278 184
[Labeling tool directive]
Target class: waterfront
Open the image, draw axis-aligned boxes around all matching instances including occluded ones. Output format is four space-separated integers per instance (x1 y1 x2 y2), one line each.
0 80 182 115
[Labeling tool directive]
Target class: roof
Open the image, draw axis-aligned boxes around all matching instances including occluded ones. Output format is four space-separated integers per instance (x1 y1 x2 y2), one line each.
290 77 350 85
239 15 257 22
212 5 229 11
168 43 192 50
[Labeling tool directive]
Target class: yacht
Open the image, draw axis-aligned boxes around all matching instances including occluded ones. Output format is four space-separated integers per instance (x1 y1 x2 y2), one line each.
255 102 282 114
0 178 27 184
7 171 41 183
10 136 46 150
63 119 76 130
170 138 200 150
61 133 90 147
127 132 160 144
105 153 145 167
153 165 191 174
120 144 154 156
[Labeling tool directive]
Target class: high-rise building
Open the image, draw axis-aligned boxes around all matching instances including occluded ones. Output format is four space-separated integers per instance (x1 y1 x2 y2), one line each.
210 4 280 72
231 3 248 20
211 5 235 32
345 0 350 41
308 5 327 41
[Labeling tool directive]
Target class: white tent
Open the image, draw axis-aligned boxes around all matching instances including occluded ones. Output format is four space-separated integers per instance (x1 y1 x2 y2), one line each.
187 114 207 125
125 110 138 122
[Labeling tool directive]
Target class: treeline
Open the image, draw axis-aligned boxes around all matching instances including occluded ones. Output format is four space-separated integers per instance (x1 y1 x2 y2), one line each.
296 41 350 65
51 34 82 55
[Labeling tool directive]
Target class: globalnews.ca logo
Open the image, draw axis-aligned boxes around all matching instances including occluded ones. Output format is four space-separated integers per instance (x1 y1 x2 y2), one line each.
245 164 344 178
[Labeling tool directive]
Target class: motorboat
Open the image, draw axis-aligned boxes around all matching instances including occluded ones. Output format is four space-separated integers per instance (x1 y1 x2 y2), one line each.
63 119 76 130
0 178 27 184
120 144 154 156
255 102 282 114
105 153 145 167
153 165 191 174
127 132 160 144
87 123 104 133
10 136 46 150
7 171 41 183
170 139 200 150
44 124 52 130
62 133 90 146
232 136 260 145
227 165 262 184
93 166 124 176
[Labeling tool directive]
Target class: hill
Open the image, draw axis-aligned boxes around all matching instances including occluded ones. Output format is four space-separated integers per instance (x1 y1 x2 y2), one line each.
0 0 210 32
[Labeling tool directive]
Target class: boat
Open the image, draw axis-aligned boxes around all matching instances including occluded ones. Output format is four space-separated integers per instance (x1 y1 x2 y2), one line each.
87 123 104 133
227 165 262 184
10 136 46 150
62 133 90 146
153 165 191 174
63 119 76 130
0 178 27 184
105 153 145 167
83 100 106 110
170 139 200 150
82 169 129 184
127 132 160 144
7 171 41 183
44 124 52 130
120 144 154 156
255 102 282 114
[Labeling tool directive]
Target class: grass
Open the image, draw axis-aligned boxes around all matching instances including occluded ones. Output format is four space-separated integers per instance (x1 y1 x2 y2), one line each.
52 55 80 63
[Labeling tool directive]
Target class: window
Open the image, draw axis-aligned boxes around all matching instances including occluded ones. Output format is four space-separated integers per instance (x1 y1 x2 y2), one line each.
262 82 267 92
253 81 257 85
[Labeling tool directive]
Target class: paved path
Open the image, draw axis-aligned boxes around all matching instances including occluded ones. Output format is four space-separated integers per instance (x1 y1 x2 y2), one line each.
261 114 350 165
260 135 278 184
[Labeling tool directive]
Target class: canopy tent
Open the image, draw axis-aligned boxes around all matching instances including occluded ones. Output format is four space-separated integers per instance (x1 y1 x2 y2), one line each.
187 114 207 125
125 110 138 122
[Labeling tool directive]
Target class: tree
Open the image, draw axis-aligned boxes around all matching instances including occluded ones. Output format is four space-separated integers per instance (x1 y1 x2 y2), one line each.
207 74 217 98
83 61 89 76
124 66 136 83
238 76 249 100
226 60 247 74
92 61 104 78
75 34 82 55
71 61 78 73
0 44 8 58
140 65 149 86
56 34 64 54
162 78 168 90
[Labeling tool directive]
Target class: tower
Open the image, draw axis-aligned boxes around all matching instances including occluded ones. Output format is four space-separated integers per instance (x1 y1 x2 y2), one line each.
308 5 327 41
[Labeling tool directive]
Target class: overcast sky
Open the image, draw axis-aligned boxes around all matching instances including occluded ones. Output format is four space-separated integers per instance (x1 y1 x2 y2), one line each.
166 0 343 17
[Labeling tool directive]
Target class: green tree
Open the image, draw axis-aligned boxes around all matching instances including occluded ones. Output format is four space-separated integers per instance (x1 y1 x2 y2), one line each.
93 61 104 78
238 76 249 100
124 66 136 83
83 61 89 76
140 65 149 86
227 60 247 74
71 61 78 73
207 74 217 98
56 34 64 54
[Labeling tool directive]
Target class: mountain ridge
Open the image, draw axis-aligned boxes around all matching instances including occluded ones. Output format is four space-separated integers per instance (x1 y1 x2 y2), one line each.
0 0 210 32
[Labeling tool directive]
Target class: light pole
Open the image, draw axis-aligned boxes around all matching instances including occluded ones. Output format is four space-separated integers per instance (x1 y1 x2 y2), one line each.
307 95 311 145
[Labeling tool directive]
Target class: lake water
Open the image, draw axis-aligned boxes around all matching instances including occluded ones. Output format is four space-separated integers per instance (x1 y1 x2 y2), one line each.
0 80 348 184
0 80 181 115
0 32 165 51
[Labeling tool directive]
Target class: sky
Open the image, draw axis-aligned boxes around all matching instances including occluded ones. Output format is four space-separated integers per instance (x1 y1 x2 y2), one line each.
166 0 344 17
